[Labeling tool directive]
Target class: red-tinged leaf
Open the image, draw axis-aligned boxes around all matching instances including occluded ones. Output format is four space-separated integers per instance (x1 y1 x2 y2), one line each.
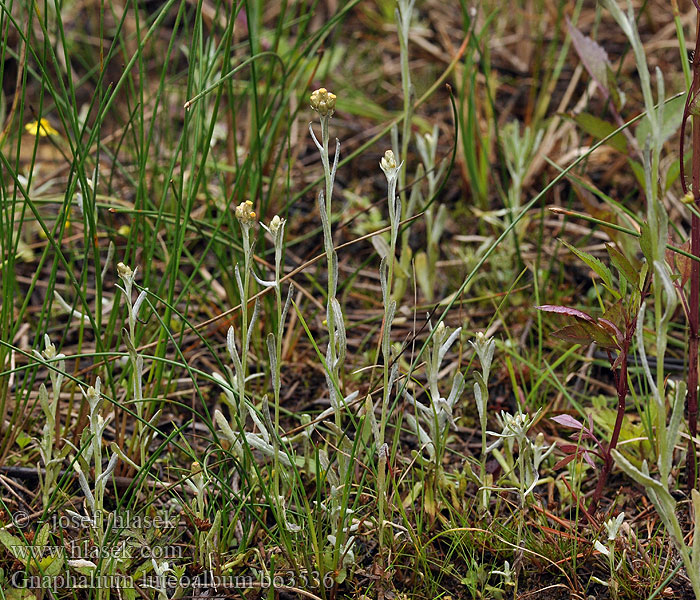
551 414 585 430
551 322 617 350
580 429 599 443
581 450 597 469
536 305 594 322
598 318 623 346
566 17 609 96
666 237 692 288
550 324 597 346
558 444 581 454
554 455 579 470
602 299 626 332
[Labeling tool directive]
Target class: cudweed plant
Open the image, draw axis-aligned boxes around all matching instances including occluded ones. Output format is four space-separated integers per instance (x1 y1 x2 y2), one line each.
501 121 543 230
487 408 554 585
487 409 554 506
258 214 295 507
309 88 354 427
33 335 67 508
404 321 465 514
590 512 626 598
116 261 151 467
71 378 120 536
309 87 360 578
63 377 121 600
185 461 222 569
214 201 283 467
231 200 260 429
470 331 496 512
376 148 402 549
215 191 302 553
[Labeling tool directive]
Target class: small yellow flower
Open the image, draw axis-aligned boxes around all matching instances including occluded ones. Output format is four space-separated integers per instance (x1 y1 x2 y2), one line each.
25 118 59 137
117 225 131 236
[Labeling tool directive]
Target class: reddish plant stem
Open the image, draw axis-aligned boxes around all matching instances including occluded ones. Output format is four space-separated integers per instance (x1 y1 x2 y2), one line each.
689 12 700 491
690 212 699 490
590 334 631 511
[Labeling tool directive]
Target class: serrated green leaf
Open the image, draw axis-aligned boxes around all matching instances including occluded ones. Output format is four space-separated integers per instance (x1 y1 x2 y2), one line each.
602 299 626 331
606 244 639 289
560 239 613 289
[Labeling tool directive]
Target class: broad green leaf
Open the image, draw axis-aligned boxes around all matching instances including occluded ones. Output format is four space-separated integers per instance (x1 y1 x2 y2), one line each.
636 93 686 148
639 221 654 264
573 112 627 153
664 158 680 193
629 159 645 191
0 529 27 564
414 251 431 301
14 432 31 450
34 523 50 548
602 299 626 331
40 555 63 576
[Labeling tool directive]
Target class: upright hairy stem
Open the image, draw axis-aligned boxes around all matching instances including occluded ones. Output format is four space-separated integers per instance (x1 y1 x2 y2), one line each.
377 150 401 552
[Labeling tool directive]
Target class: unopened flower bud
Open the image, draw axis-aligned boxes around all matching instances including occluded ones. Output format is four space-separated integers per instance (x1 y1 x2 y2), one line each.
269 215 283 235
117 262 132 280
435 321 446 340
380 149 401 183
42 334 56 360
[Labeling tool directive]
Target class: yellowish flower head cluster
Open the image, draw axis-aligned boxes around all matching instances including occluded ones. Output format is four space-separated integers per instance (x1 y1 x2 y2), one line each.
235 200 256 225
309 88 336 117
